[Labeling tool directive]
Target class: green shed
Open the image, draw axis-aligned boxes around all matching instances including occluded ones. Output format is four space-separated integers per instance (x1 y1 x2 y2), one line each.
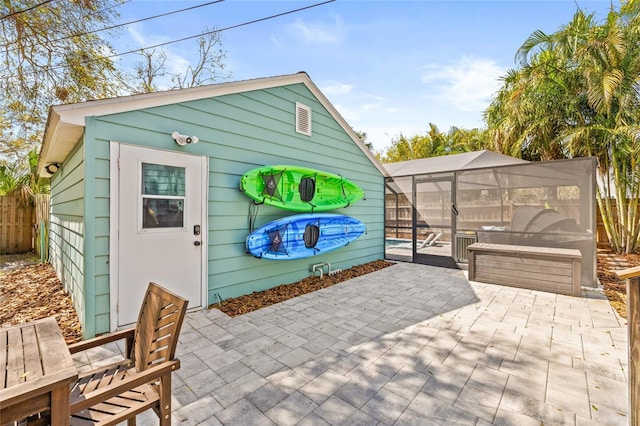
38 72 386 338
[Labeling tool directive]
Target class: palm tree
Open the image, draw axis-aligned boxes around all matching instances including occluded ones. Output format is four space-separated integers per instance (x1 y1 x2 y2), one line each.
487 6 640 253
445 126 486 153
487 10 596 162
564 8 640 253
0 149 49 205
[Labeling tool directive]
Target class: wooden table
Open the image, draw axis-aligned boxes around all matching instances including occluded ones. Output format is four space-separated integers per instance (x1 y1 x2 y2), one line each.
0 317 78 425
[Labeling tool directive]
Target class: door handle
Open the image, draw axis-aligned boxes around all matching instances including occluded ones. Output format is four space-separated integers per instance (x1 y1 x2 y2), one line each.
451 204 459 216
194 241 201 246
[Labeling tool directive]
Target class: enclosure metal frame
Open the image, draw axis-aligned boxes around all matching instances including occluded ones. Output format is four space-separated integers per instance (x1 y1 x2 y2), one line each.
384 157 598 287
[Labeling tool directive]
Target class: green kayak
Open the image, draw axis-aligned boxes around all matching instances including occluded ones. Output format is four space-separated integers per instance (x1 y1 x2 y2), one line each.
240 165 364 212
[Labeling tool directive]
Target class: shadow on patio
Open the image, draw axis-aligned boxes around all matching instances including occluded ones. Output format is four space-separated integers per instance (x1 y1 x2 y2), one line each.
75 262 628 425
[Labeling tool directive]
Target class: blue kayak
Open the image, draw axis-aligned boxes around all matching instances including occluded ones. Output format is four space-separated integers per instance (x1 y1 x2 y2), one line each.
246 214 366 260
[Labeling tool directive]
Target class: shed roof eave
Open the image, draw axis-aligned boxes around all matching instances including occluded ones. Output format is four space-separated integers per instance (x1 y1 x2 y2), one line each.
39 72 388 177
51 73 311 126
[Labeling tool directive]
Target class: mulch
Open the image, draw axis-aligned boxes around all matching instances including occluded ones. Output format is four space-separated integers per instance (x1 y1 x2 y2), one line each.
0 257 83 344
211 259 394 316
0 250 637 344
596 248 639 319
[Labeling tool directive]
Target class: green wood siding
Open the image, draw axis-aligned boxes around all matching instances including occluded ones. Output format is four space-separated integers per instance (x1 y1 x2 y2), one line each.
80 82 383 335
49 140 87 331
85 118 112 335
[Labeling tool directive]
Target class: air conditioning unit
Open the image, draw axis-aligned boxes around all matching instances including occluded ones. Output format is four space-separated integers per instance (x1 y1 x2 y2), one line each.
455 234 478 262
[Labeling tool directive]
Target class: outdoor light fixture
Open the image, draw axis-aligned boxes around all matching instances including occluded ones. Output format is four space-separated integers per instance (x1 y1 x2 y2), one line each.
172 131 199 146
45 163 60 174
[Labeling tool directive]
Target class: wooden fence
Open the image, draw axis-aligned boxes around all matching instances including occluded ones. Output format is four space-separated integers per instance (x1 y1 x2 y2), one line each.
596 200 640 247
0 196 33 254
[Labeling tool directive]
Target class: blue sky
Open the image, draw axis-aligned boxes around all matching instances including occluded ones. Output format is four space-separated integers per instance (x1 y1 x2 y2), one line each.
113 0 616 151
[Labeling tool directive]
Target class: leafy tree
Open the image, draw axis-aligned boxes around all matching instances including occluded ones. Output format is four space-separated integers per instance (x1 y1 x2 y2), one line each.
353 129 375 151
484 47 588 161
1 4 230 174
125 49 168 95
0 0 123 167
486 3 640 253
0 149 49 204
570 3 640 254
122 29 229 94
171 29 229 89
449 126 491 153
379 123 487 163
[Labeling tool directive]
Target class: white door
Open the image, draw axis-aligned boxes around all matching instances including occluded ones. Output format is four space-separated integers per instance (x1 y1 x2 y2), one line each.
115 144 205 326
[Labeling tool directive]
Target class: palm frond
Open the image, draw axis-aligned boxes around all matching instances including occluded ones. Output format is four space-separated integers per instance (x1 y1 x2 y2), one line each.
516 30 551 67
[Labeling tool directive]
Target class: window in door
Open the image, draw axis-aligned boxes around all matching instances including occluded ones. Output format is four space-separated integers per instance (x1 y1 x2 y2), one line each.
140 163 186 229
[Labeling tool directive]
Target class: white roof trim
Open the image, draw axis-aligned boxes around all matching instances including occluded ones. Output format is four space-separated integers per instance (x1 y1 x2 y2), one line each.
39 72 388 177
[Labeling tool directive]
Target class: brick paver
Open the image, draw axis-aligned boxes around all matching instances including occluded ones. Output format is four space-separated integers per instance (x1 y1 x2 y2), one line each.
75 262 629 425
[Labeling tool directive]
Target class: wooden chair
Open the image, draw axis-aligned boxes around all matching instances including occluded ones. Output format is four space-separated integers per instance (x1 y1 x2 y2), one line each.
63 282 187 425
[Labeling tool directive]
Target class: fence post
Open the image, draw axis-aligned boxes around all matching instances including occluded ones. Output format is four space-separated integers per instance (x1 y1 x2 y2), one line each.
617 266 640 426
34 194 50 261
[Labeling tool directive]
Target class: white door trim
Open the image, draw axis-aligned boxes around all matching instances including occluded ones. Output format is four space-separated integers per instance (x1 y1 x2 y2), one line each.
199 154 209 312
108 141 208 331
109 142 119 331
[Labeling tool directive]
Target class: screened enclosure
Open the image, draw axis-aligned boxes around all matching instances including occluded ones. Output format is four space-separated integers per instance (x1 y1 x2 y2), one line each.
384 153 597 287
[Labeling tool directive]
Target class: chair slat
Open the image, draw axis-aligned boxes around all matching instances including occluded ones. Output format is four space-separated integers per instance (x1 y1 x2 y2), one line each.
146 350 169 365
69 414 101 426
156 314 178 329
89 402 129 415
70 407 111 422
59 282 187 426
119 387 155 403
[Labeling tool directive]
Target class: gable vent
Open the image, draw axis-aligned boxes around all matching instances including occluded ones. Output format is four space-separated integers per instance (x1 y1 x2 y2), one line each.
295 102 312 136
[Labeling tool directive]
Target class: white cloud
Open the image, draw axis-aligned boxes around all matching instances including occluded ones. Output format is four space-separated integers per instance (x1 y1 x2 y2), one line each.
420 57 505 112
269 34 283 49
162 48 190 74
322 83 403 150
321 81 355 96
126 25 147 47
361 103 380 112
331 95 386 122
332 102 363 122
332 101 405 151
285 17 343 45
356 124 414 152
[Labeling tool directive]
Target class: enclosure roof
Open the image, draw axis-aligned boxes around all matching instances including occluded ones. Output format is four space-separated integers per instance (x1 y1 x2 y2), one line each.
38 72 386 177
383 150 528 177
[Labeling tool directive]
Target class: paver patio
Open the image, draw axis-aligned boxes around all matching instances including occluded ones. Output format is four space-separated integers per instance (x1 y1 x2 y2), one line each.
74 262 629 425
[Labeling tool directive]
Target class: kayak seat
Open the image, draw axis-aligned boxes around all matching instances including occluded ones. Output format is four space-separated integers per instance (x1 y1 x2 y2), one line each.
304 223 320 249
299 177 316 203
